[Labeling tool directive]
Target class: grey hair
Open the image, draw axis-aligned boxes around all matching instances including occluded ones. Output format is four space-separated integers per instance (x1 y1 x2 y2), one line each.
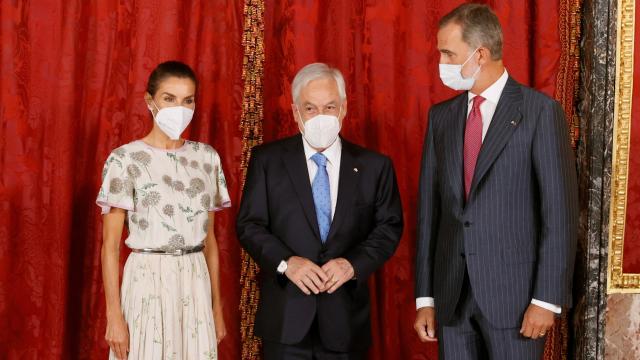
439 4 503 60
291 63 347 104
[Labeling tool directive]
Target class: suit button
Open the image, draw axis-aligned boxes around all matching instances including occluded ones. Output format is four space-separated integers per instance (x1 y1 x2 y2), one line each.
464 221 471 227
460 253 465 258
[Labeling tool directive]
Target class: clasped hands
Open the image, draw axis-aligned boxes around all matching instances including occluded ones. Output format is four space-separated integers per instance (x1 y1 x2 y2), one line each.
284 256 354 295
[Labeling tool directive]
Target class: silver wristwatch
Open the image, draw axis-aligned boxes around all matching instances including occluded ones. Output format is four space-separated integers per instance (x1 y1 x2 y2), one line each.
277 260 288 274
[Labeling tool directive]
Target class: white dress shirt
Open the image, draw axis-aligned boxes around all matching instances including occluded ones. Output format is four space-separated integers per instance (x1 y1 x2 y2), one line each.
302 136 342 220
416 70 561 314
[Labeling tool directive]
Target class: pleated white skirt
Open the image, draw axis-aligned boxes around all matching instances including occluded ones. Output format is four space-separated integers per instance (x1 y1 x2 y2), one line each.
109 252 217 360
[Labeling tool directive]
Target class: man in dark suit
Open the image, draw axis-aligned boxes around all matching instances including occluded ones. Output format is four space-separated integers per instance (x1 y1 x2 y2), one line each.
413 4 578 359
237 63 403 359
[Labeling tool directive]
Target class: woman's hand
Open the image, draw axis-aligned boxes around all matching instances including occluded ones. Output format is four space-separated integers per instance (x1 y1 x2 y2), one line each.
105 313 129 359
213 307 227 344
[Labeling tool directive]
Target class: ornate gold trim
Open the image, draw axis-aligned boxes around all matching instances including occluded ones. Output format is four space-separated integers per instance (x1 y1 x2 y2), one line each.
239 0 265 357
555 0 582 148
545 1 582 358
607 0 639 293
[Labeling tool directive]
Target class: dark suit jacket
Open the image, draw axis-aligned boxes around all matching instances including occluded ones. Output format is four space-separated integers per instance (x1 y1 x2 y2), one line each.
415 77 578 328
236 135 403 352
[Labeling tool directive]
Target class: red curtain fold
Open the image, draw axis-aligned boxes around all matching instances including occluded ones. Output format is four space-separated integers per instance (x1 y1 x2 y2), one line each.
262 1 561 359
0 0 567 359
0 1 245 359
622 0 640 274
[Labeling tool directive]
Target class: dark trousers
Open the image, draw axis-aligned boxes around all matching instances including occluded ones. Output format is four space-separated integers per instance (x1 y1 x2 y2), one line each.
262 317 365 360
438 270 545 360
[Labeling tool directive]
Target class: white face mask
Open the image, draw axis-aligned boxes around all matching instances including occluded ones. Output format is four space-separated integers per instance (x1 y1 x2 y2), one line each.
149 101 194 140
298 107 342 149
439 48 481 91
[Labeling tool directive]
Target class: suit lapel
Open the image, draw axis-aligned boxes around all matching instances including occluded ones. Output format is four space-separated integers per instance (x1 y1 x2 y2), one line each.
468 77 523 199
326 139 360 243
283 135 321 241
444 94 468 207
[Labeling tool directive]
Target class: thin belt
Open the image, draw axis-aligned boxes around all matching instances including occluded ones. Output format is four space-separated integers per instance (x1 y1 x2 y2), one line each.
130 243 204 256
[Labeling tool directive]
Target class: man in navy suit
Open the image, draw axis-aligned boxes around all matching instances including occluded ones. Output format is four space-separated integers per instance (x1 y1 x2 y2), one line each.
237 63 403 359
413 4 578 359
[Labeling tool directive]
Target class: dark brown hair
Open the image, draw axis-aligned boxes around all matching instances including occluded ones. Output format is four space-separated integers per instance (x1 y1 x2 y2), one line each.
146 61 198 96
439 4 503 60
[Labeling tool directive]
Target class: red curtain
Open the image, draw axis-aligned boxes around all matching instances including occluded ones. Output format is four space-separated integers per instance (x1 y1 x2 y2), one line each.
0 0 565 359
622 0 640 273
262 1 561 359
0 1 245 359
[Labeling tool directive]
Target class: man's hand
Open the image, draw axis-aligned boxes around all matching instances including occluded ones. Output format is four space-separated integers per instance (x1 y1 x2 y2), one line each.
320 258 355 294
285 256 329 295
414 307 437 342
520 304 556 339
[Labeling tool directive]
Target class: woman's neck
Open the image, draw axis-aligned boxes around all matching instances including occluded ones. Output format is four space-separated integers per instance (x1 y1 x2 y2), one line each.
141 129 185 150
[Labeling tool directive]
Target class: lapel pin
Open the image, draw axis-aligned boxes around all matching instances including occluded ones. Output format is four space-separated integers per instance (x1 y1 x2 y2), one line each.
353 168 359 173
510 120 517 126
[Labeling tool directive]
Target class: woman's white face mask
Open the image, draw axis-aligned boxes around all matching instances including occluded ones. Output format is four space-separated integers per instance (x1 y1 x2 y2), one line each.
149 100 194 140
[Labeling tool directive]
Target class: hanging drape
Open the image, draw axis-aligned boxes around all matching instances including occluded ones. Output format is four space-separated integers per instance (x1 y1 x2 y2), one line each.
258 1 580 359
0 0 580 359
0 1 245 358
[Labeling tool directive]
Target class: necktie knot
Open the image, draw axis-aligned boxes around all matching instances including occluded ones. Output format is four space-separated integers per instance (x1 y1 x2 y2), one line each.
471 95 486 111
311 153 327 167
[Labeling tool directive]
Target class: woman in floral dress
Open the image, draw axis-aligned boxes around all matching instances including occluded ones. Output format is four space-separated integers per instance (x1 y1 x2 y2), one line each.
97 61 230 360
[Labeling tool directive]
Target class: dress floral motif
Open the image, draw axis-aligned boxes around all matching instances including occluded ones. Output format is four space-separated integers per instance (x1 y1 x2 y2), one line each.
97 140 231 360
98 140 231 250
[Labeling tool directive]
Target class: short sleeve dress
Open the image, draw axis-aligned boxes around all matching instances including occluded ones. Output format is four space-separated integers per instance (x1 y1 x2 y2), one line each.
97 140 231 360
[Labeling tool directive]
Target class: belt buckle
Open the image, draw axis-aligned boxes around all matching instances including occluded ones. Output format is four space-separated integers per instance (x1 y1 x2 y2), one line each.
172 248 184 256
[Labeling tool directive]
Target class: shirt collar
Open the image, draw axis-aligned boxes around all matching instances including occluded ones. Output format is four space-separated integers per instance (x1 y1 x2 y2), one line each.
303 135 342 166
468 69 509 105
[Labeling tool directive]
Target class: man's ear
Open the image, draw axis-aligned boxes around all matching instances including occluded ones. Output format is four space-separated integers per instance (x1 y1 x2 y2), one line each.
478 47 491 65
292 103 305 133
341 100 348 121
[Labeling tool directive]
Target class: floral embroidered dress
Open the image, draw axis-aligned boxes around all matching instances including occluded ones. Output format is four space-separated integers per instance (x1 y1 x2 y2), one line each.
97 140 231 360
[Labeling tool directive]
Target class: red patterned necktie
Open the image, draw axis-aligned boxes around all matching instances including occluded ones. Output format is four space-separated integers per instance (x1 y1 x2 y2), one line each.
463 95 485 200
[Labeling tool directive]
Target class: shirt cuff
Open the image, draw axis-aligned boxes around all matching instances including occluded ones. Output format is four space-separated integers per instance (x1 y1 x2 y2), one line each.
416 297 435 310
531 299 562 314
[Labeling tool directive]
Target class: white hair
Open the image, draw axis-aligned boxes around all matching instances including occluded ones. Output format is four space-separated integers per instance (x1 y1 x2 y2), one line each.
291 63 347 104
